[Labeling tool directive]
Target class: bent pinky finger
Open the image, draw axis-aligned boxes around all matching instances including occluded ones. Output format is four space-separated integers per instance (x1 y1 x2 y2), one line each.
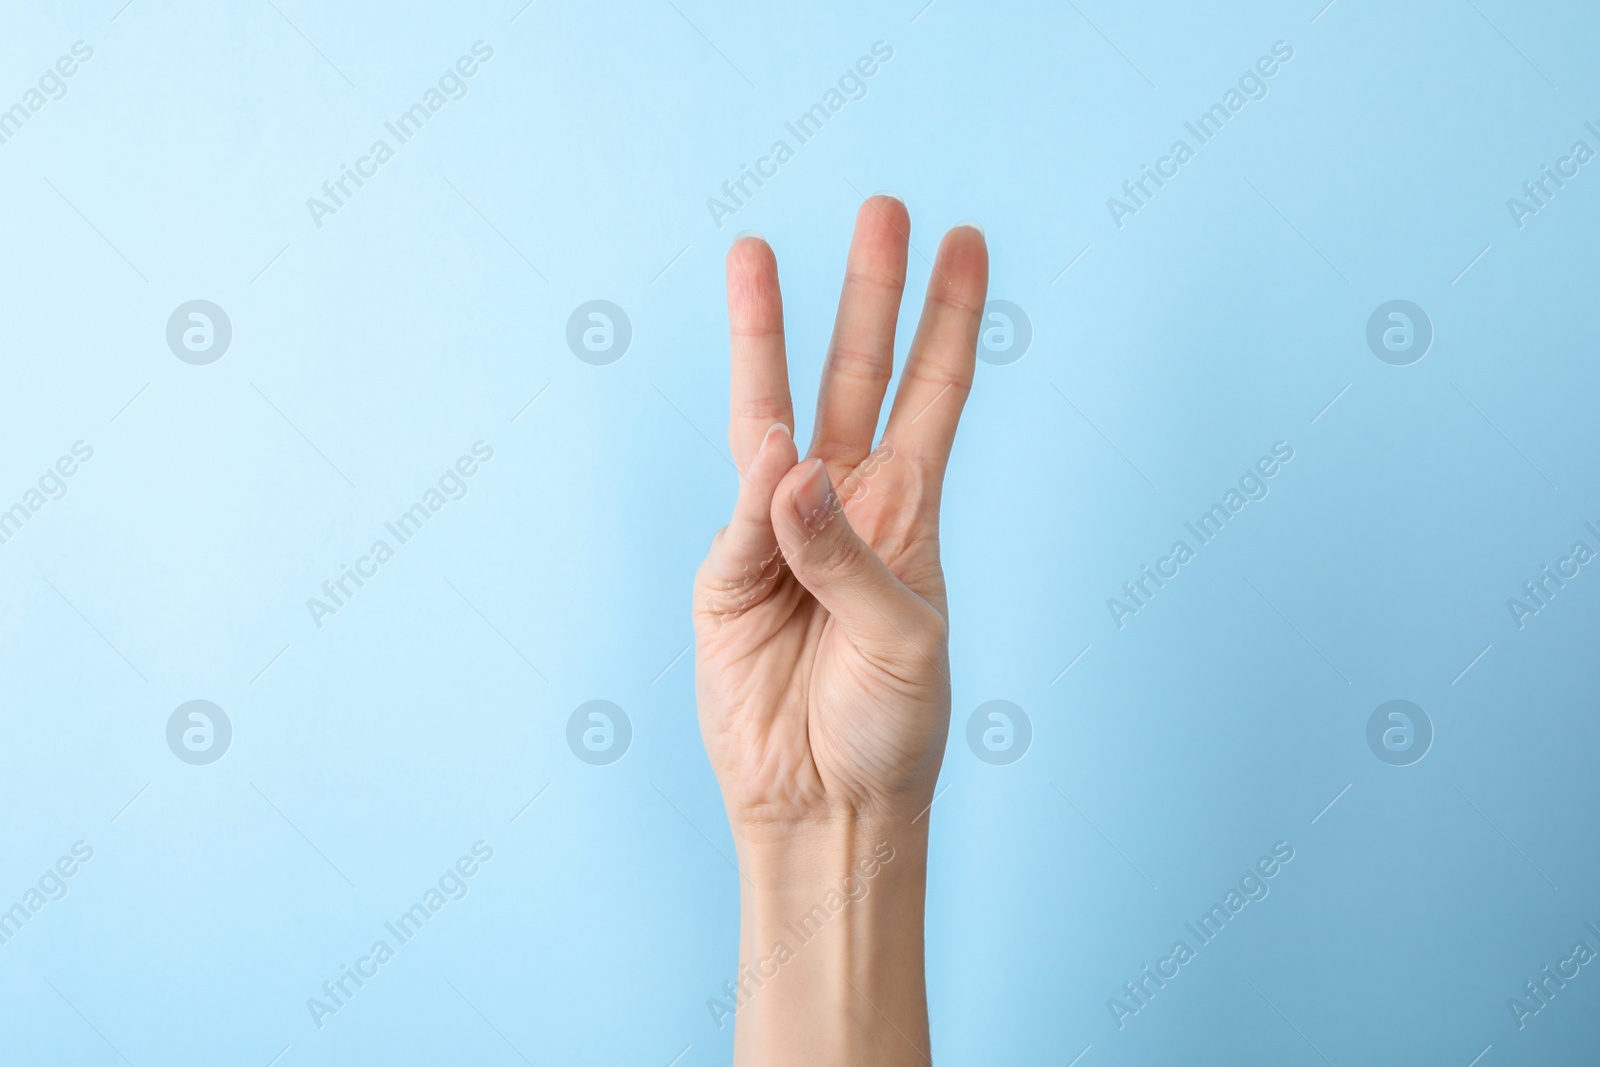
696 423 799 618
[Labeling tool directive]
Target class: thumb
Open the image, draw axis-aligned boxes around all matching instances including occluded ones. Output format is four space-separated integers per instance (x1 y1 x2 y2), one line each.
772 459 942 656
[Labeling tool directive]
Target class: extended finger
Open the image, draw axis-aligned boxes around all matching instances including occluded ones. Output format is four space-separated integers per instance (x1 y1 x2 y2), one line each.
881 224 989 485
808 195 910 476
726 235 795 471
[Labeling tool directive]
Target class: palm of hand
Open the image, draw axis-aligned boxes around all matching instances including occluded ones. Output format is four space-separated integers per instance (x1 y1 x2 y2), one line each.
693 198 988 833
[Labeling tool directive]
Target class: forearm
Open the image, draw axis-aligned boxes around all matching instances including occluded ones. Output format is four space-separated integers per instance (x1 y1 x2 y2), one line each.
730 820 932 1066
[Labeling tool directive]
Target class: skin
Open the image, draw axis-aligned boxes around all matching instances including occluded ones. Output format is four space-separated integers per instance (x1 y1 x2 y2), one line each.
693 196 989 1065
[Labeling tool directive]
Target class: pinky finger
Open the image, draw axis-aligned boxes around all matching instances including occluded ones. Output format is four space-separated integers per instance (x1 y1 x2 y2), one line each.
696 423 799 617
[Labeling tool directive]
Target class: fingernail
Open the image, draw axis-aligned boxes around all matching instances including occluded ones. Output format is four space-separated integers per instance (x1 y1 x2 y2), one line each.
953 219 984 235
872 191 904 204
748 422 790 473
734 229 765 242
794 459 833 526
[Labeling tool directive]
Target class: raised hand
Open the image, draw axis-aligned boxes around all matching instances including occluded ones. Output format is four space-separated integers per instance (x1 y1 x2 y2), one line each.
692 197 988 1066
694 197 988 839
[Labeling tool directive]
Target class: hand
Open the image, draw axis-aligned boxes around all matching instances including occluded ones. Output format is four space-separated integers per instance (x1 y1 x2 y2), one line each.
693 198 989 842
692 198 987 1065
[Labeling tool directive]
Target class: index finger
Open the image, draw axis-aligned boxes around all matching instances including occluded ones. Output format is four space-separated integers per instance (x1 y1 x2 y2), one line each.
726 235 794 471
881 223 989 483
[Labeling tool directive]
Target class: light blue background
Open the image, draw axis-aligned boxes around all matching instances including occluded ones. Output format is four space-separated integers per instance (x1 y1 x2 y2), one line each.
1 0 1597 1063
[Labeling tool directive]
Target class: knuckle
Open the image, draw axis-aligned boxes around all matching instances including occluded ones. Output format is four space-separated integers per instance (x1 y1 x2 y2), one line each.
843 266 907 296
908 365 973 399
734 394 792 423
928 285 986 315
824 339 891 384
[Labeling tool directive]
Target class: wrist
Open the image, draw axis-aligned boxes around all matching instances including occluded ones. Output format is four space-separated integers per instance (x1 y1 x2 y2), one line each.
734 813 928 891
726 817 932 1065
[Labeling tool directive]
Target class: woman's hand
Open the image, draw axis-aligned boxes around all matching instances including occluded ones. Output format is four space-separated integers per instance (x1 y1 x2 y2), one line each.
694 197 988 842
692 197 987 1065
